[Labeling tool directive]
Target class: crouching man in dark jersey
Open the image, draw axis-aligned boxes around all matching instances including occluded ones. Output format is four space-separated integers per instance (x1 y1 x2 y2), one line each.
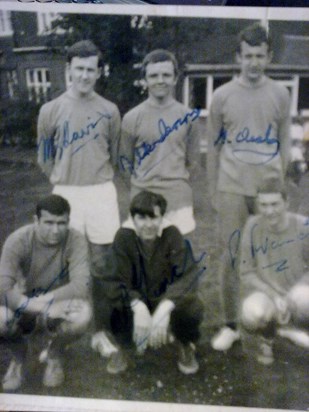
92 191 204 374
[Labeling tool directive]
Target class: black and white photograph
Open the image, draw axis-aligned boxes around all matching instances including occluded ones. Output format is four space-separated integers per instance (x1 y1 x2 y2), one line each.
0 3 308 411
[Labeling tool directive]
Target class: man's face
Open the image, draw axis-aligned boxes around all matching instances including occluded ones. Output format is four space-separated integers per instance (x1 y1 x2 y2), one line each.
237 41 272 84
145 61 177 102
69 56 101 97
35 210 69 246
257 193 287 231
132 206 163 242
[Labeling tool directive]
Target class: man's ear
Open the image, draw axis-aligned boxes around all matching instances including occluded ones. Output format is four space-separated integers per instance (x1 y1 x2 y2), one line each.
236 52 242 65
96 66 102 80
267 50 273 64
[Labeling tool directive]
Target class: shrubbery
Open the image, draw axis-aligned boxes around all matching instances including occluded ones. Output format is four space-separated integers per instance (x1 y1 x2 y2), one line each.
0 98 40 148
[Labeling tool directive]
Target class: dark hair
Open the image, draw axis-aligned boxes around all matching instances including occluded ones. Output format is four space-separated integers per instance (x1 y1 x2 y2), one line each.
237 23 272 53
67 40 103 67
130 191 167 218
36 195 71 219
257 177 287 200
141 49 179 78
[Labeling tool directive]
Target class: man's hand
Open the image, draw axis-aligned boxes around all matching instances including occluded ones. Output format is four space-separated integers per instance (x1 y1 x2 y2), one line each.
149 300 175 349
131 299 152 352
20 293 54 315
46 299 84 322
274 295 290 324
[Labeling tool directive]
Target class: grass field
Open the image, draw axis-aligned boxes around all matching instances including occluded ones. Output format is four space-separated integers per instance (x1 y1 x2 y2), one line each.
0 148 308 410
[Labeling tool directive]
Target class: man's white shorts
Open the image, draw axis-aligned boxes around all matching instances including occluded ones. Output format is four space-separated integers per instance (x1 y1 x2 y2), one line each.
53 182 120 244
165 206 196 235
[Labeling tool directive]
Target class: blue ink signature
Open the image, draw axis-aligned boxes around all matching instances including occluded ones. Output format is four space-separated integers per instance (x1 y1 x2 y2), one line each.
154 239 207 297
249 221 309 272
119 108 201 176
262 259 289 272
38 112 112 163
228 219 309 273
120 239 206 307
214 124 280 166
118 239 207 349
250 222 309 259
5 263 69 330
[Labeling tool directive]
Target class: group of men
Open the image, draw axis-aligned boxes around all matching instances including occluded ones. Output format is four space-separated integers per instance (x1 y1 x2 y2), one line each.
0 23 308 392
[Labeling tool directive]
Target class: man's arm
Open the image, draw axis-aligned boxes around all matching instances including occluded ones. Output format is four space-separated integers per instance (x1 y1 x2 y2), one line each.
118 113 137 181
186 111 201 183
239 219 281 300
0 230 55 314
37 104 55 178
206 95 223 204
160 226 205 304
51 232 90 302
108 105 121 169
278 88 291 175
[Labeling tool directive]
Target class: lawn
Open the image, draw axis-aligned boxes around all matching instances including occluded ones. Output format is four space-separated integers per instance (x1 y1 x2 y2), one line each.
0 149 308 410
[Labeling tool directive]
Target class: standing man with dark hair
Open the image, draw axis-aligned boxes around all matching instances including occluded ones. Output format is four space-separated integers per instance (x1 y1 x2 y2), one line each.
37 40 121 339
119 49 201 236
92 191 204 374
0 195 91 391
239 178 309 364
207 23 291 351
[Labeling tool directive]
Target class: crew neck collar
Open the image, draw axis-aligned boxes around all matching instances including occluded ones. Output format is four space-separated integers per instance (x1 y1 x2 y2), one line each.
236 75 267 89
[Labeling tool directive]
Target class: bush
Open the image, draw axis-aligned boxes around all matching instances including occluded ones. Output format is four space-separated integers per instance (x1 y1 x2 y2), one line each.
0 99 40 148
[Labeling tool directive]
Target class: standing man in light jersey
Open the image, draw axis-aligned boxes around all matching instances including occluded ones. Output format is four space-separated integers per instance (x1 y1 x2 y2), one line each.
37 40 121 335
119 49 201 236
207 24 291 351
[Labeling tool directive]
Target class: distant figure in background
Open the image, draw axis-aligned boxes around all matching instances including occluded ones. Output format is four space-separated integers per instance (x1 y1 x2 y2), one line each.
0 195 91 391
287 122 307 185
239 178 309 364
119 49 201 236
91 191 204 375
37 40 121 338
207 23 291 351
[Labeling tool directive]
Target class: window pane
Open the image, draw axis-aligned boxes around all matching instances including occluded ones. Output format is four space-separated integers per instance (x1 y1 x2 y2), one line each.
191 78 207 109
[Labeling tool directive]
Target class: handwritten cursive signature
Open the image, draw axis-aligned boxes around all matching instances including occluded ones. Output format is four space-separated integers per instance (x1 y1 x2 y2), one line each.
5 263 69 331
214 124 280 165
154 239 206 298
119 108 201 176
38 111 112 163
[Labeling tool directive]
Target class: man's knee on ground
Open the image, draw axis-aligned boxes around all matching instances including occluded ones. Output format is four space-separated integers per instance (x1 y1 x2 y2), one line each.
60 300 92 335
0 306 16 335
241 292 276 331
287 284 309 323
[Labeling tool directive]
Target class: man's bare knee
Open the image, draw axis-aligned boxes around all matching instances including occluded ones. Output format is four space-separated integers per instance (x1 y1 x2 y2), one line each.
287 284 309 322
241 292 275 331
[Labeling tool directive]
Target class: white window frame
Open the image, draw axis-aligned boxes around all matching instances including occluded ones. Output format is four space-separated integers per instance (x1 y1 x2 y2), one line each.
37 13 65 36
184 73 300 117
0 11 13 37
26 68 51 103
6 70 18 99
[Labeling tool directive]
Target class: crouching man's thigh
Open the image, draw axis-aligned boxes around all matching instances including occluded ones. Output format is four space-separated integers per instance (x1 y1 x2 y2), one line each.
241 292 276 332
287 281 309 324
58 299 92 335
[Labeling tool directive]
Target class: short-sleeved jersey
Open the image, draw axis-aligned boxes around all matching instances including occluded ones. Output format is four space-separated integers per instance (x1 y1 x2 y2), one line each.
37 91 121 186
240 213 309 298
207 77 290 196
0 224 90 309
119 98 200 211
